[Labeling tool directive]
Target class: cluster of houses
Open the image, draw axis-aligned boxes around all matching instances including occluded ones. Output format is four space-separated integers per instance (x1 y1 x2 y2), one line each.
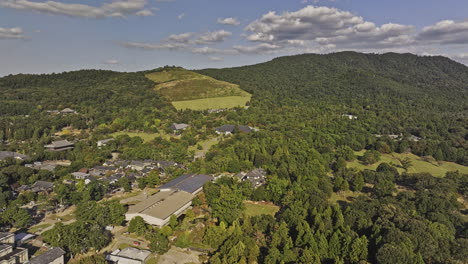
374 133 423 142
0 232 65 264
68 159 182 187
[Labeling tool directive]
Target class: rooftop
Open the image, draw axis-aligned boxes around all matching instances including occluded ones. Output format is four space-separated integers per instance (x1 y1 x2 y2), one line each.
117 247 151 261
0 151 29 161
127 190 194 220
159 174 213 194
28 247 65 264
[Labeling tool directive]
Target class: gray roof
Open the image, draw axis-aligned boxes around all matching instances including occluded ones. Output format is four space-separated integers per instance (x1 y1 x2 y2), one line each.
117 247 151 261
28 247 65 264
215 125 252 133
0 151 29 161
31 181 54 192
159 174 213 194
170 123 190 130
127 190 194 220
44 140 74 149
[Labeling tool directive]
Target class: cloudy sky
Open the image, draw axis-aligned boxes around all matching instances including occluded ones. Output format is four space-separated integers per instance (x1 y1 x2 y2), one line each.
1 0 468 76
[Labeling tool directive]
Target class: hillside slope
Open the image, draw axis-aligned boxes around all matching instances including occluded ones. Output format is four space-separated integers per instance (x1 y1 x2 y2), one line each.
145 67 251 110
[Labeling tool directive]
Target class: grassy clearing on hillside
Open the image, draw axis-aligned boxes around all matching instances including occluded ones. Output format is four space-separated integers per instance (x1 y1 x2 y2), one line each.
145 69 251 110
244 201 280 217
329 191 363 204
348 151 468 177
172 96 251 110
111 131 171 142
189 137 220 159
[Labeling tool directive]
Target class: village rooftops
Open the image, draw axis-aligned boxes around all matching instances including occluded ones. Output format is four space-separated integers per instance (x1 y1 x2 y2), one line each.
159 173 213 194
28 247 65 264
60 108 77 114
107 248 151 264
44 140 74 151
0 151 29 161
97 138 115 147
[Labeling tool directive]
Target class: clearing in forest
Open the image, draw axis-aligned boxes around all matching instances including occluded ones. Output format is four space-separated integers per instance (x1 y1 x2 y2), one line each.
348 151 468 177
145 69 251 110
244 201 280 217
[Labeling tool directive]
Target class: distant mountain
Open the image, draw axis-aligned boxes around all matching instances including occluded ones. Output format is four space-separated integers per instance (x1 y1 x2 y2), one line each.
198 52 468 110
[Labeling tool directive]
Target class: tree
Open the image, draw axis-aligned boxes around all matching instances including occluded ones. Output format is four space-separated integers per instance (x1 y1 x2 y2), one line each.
361 150 381 165
169 214 178 229
147 230 170 254
128 216 148 236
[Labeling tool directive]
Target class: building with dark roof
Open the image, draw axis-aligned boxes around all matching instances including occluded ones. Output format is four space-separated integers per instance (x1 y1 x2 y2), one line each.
30 181 54 193
170 123 190 133
44 140 74 152
0 151 29 161
215 125 254 135
159 174 213 195
27 247 65 264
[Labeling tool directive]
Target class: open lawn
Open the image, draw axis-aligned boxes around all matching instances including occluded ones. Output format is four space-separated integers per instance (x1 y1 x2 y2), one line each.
111 131 171 142
244 201 280 217
28 223 52 233
146 69 251 110
348 151 468 177
172 96 251 111
189 137 220 159
329 191 363 204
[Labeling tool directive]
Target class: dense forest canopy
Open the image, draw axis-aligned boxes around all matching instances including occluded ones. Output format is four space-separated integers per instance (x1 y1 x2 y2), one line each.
0 52 467 264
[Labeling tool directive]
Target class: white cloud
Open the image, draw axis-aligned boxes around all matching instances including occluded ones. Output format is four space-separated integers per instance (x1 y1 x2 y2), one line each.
194 30 232 44
191 46 237 55
233 43 283 54
418 20 468 44
0 0 153 18
177 13 185 19
168 32 193 43
245 5 415 49
121 41 187 50
103 59 120 65
0 27 25 39
217 17 240 26
209 56 223 61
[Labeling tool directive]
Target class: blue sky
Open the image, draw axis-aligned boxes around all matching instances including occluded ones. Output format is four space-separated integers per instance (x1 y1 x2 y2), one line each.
1 0 468 76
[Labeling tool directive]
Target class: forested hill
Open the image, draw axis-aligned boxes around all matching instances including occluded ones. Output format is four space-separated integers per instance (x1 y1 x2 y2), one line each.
197 52 468 110
0 69 172 122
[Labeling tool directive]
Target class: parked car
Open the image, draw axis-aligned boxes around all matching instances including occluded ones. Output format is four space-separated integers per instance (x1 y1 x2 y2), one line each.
133 241 140 246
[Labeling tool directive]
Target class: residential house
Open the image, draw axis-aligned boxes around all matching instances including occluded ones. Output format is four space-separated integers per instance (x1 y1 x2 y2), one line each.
106 248 151 264
44 140 74 152
97 138 114 148
27 247 65 264
215 125 254 135
71 172 89 180
235 168 267 188
60 108 77 114
0 151 29 161
170 123 190 134
30 181 54 193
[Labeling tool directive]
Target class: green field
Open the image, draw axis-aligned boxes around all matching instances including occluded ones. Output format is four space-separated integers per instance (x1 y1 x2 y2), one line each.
172 96 251 111
244 201 280 217
145 69 251 110
111 131 169 142
348 151 468 177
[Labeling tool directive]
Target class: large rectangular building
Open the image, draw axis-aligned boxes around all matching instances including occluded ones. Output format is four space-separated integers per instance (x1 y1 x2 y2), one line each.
159 174 213 195
125 190 194 226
